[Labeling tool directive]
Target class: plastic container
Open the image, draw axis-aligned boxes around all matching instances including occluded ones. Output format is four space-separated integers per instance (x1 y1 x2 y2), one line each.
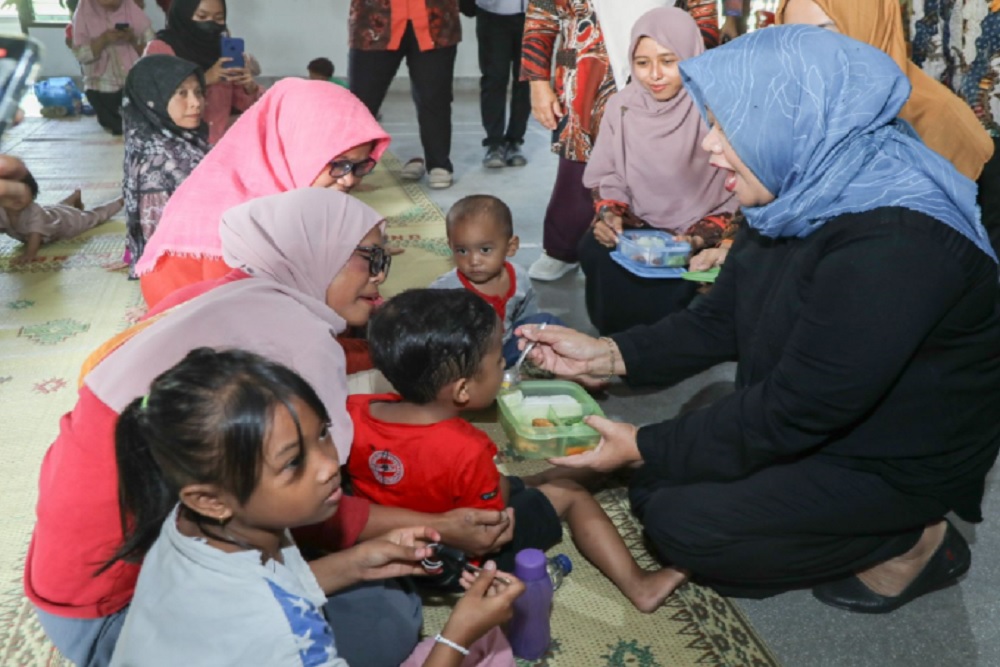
548 553 573 590
617 230 690 269
497 380 605 459
508 549 553 660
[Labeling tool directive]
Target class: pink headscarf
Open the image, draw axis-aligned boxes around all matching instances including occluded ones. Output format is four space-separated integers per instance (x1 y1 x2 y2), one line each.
88 189 386 460
135 78 391 276
72 0 151 79
583 7 737 233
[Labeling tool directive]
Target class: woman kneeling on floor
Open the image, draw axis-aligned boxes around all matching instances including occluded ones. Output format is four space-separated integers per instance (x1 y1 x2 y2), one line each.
519 26 1000 612
579 7 738 336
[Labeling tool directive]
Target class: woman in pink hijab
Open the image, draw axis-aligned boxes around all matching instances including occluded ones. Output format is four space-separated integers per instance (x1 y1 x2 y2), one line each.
135 78 391 308
580 7 738 335
26 189 515 667
70 0 154 135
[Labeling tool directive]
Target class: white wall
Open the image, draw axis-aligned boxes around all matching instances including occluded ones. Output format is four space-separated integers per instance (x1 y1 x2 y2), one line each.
29 1 482 80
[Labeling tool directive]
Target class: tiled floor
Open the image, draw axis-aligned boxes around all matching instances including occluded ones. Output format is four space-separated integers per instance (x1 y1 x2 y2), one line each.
380 87 1000 667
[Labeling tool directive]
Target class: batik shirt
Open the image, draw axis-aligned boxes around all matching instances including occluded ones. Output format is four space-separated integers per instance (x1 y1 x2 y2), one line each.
349 0 462 51
910 0 1000 136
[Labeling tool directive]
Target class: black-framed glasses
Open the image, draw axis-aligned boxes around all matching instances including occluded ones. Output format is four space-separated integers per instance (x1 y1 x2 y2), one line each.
355 245 391 277
328 157 377 179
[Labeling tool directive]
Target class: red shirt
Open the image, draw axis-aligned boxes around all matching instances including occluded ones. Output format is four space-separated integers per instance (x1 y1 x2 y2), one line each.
457 261 516 323
347 394 505 514
25 386 370 618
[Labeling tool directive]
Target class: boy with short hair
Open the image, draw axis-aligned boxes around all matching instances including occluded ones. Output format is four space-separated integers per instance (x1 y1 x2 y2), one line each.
347 288 686 611
431 194 559 366
307 57 348 88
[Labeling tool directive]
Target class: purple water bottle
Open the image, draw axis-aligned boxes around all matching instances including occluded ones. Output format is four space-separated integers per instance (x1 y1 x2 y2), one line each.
507 548 553 660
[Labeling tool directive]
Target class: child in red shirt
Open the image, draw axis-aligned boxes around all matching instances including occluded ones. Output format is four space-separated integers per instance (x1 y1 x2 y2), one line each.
348 288 685 611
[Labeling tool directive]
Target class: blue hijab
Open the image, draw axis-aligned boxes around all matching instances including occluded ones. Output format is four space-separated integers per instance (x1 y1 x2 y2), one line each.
678 25 996 263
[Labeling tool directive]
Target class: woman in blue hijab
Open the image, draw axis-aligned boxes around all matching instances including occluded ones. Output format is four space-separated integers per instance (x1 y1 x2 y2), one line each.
516 25 1000 613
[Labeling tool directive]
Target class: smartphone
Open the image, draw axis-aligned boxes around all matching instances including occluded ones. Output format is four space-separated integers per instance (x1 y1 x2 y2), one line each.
115 22 130 31
219 36 245 69
0 36 44 140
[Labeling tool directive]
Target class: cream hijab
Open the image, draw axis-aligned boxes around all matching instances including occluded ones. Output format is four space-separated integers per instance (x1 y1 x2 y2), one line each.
776 0 993 180
87 189 386 460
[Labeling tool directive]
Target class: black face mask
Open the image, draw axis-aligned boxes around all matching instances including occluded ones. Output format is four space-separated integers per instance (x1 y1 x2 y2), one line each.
192 20 226 36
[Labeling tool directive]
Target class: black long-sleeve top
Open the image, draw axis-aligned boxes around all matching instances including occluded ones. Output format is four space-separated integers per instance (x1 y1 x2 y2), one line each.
614 207 1000 521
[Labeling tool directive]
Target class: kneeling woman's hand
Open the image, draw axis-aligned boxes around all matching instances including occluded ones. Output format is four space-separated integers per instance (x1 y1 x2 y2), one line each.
549 415 642 472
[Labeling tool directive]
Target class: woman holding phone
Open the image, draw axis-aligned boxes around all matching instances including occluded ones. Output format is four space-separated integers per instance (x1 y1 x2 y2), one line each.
144 0 261 145
70 0 154 136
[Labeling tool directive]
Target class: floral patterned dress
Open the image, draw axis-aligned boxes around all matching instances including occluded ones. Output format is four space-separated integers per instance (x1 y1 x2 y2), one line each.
910 0 1000 137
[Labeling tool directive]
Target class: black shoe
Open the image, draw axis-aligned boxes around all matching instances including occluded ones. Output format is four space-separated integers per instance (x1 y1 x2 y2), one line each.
504 142 527 167
812 520 970 614
483 145 505 168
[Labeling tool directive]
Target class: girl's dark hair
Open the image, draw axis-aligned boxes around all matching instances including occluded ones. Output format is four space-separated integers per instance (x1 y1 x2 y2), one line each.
100 348 329 572
368 289 500 404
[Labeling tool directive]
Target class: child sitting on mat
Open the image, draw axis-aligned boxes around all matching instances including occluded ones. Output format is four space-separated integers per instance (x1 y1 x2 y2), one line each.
1 169 123 266
431 195 561 367
348 288 686 611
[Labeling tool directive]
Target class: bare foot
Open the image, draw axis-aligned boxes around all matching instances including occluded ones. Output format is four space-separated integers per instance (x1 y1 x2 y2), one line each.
855 521 947 597
65 189 84 210
624 567 689 613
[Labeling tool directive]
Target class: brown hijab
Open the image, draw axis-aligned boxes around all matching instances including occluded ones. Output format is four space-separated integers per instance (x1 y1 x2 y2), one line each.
776 0 993 180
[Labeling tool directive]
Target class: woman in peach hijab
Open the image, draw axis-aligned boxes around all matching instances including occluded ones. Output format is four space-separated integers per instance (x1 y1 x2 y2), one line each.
777 0 993 183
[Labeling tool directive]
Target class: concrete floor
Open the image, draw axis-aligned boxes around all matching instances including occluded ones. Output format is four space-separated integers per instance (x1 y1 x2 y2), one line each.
381 87 1000 667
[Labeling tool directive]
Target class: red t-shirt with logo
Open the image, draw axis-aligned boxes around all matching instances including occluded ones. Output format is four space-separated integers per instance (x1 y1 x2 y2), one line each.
347 394 505 514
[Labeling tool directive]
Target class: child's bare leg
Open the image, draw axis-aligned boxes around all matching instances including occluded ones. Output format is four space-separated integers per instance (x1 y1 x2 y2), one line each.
536 479 687 613
522 466 606 492
60 189 84 210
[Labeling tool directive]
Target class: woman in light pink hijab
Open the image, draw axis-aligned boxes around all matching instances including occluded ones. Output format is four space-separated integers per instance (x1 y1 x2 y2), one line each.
136 78 391 307
579 6 738 336
71 0 154 135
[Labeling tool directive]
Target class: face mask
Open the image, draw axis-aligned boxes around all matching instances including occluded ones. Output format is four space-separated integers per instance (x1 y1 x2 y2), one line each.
192 20 226 36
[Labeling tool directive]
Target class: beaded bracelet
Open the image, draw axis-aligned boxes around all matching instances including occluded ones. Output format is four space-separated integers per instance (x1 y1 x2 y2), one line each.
598 337 616 381
434 633 470 656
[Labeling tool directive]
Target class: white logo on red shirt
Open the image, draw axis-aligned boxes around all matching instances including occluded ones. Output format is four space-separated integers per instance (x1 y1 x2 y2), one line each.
369 450 404 485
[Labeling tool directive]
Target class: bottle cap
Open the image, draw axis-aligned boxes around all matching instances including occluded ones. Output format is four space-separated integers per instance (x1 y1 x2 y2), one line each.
513 548 548 582
552 553 572 575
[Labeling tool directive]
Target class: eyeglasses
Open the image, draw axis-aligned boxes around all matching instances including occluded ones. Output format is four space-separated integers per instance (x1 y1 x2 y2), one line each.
328 157 377 179
355 245 391 277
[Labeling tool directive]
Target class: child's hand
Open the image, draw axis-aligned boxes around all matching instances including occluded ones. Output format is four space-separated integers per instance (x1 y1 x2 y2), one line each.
442 562 524 649
350 525 440 581
435 507 514 557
